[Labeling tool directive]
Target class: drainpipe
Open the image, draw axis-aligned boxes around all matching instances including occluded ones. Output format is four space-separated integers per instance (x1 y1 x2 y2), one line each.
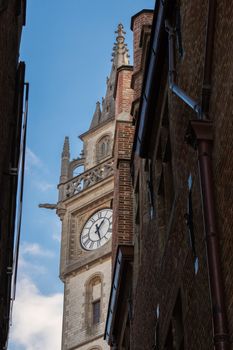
165 21 203 119
190 120 230 350
198 1 230 348
166 8 230 349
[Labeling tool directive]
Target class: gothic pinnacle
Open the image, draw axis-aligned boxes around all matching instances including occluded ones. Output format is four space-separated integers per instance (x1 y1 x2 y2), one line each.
111 23 130 67
93 101 102 122
89 101 102 129
115 22 126 38
62 136 70 158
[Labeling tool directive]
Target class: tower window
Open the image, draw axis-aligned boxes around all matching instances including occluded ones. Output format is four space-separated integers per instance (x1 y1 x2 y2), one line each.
92 299 100 324
85 274 103 333
101 142 106 156
96 135 111 162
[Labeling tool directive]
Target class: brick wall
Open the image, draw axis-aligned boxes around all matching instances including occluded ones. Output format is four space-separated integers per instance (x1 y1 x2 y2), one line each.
112 64 134 263
131 10 153 102
115 66 134 116
130 1 233 350
112 120 135 262
112 11 153 266
210 0 233 341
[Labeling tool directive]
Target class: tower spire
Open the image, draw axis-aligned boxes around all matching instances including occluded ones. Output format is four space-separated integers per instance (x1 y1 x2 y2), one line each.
89 23 130 130
112 23 130 68
60 137 70 183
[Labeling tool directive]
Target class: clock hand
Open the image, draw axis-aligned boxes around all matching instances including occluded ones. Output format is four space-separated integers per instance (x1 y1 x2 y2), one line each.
99 219 105 229
95 224 101 239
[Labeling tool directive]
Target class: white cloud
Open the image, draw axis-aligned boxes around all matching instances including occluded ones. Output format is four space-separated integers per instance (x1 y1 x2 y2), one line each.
21 242 54 258
9 277 63 350
33 180 55 192
25 148 55 192
17 242 56 279
18 254 48 276
25 147 42 170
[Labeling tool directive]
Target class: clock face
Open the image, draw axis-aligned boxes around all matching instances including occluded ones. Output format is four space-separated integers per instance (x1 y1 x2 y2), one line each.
80 209 112 251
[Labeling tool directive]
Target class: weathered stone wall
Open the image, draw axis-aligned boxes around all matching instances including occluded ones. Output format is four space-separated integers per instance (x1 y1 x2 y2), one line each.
62 257 111 350
81 122 115 171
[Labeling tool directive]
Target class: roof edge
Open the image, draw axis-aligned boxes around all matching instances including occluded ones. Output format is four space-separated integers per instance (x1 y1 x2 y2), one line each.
130 9 154 31
79 117 115 140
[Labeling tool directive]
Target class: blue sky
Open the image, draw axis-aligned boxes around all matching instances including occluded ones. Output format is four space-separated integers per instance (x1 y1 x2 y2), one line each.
9 1 155 349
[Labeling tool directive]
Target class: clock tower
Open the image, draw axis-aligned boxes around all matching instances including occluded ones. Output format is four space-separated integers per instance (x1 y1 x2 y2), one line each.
56 24 130 350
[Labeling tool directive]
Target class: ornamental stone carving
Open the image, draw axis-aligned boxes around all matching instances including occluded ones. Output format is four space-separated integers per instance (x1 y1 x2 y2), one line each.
65 158 114 198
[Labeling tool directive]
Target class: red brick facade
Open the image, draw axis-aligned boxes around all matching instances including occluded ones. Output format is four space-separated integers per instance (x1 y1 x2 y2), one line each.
112 65 134 262
107 2 233 350
115 66 134 116
130 2 233 350
131 10 154 102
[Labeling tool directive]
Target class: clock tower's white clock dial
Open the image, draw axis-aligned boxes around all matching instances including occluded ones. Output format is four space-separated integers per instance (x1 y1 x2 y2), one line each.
80 209 112 251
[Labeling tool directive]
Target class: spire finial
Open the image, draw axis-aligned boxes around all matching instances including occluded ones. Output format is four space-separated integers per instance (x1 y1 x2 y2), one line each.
88 23 130 130
116 23 126 38
111 23 130 68
62 136 70 158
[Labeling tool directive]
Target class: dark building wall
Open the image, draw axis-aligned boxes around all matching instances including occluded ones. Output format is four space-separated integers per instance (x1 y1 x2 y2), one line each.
0 1 26 348
210 1 233 339
130 1 233 350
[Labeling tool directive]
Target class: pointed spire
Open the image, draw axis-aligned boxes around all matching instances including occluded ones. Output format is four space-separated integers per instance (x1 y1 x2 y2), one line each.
60 136 70 195
88 23 130 131
89 101 102 129
112 23 130 68
62 136 70 158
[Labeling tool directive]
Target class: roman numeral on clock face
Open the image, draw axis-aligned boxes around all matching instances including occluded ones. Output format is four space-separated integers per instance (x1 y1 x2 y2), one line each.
89 241 94 250
106 210 112 218
83 238 91 248
82 233 89 240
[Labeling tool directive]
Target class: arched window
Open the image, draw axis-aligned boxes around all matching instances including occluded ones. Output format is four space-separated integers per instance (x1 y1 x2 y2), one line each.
68 158 85 179
85 274 103 332
101 142 106 157
73 164 84 177
96 135 111 162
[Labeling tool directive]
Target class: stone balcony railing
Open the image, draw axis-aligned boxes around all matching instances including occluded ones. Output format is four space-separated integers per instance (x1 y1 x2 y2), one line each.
64 158 114 198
